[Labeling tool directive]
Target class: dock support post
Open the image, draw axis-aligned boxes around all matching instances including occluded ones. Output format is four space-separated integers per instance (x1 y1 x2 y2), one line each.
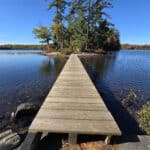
20 132 42 150
68 133 77 144
105 135 112 144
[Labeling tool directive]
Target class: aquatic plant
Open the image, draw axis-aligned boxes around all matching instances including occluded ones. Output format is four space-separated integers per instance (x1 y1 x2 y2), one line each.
122 89 137 108
138 102 150 134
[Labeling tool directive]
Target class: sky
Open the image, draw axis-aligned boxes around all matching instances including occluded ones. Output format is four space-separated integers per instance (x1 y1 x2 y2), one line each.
0 0 150 45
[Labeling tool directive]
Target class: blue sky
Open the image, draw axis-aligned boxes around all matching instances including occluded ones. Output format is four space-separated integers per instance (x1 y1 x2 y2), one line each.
0 0 150 45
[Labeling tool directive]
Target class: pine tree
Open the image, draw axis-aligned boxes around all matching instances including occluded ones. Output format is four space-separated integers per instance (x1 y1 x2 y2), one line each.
33 0 121 52
48 0 67 49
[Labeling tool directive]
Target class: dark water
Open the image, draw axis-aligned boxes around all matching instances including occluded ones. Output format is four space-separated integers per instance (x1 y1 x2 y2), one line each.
0 50 66 119
0 50 149 135
80 50 150 134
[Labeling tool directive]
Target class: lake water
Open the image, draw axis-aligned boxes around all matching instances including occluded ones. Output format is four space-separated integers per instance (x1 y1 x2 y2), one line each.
0 50 149 134
0 50 66 121
80 50 150 134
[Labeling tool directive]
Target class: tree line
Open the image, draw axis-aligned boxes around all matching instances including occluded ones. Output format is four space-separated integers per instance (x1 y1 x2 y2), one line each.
1 44 150 51
121 44 150 50
0 44 43 50
33 0 121 52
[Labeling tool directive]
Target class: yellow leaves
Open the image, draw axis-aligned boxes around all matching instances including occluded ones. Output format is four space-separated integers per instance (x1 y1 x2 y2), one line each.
52 22 64 37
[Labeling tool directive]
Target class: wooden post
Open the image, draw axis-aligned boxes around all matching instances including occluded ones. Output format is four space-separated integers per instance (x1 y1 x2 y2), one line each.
20 132 42 150
105 135 112 145
68 133 77 144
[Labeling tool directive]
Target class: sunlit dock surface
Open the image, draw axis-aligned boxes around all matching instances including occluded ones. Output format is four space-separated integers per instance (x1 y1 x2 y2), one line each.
25 54 121 149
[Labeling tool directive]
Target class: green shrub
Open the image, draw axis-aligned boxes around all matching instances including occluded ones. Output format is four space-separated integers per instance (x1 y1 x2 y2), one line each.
138 103 150 134
61 48 73 55
122 89 137 108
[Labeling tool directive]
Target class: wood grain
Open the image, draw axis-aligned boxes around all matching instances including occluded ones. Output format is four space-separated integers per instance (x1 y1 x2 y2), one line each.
29 54 121 136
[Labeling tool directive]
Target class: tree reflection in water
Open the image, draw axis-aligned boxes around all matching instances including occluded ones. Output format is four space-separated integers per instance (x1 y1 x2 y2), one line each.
80 54 142 134
40 55 67 77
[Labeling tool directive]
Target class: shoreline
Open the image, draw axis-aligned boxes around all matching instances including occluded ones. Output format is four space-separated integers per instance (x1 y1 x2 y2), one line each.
0 50 149 149
1 48 150 51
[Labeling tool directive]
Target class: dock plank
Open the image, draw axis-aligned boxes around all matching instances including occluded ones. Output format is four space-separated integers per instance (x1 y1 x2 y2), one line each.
30 118 121 135
41 102 107 111
36 109 113 120
44 97 103 104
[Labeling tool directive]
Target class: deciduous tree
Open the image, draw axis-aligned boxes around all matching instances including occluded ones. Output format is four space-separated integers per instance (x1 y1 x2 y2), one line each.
32 26 52 45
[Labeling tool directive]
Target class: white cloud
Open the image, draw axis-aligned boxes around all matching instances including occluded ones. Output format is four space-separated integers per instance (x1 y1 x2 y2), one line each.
0 41 14 45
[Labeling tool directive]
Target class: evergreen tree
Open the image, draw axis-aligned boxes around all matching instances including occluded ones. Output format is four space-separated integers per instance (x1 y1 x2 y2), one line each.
33 0 121 52
48 0 67 49
67 0 87 51
48 0 67 23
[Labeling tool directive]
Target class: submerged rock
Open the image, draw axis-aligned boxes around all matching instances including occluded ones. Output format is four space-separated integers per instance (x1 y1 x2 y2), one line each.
8 102 40 133
0 130 12 140
13 103 40 120
122 90 137 108
0 103 40 149
0 130 21 150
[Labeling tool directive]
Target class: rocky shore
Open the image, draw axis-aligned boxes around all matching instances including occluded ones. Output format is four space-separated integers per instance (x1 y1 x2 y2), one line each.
0 102 40 150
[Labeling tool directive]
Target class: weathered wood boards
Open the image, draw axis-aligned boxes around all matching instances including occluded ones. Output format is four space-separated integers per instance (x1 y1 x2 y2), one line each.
29 54 121 143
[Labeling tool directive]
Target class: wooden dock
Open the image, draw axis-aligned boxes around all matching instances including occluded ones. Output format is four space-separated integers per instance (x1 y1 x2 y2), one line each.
29 54 121 144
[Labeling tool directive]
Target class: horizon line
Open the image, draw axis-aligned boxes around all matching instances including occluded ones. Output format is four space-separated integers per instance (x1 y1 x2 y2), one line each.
0 43 150 46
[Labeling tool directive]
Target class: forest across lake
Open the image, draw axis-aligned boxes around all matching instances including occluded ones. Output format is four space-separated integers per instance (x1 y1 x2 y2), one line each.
1 44 150 50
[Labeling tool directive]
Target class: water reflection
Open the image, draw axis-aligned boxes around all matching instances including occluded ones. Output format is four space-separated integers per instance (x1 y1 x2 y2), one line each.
40 59 53 76
0 51 66 122
80 51 150 134
40 55 67 77
81 54 117 83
